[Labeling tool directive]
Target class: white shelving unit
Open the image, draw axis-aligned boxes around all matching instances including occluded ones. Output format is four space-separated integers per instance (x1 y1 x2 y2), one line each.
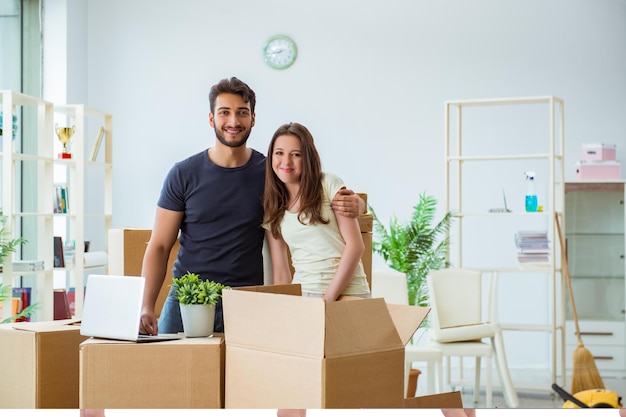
1 91 55 322
0 93 112 323
444 96 567 390
564 181 625 377
53 104 113 318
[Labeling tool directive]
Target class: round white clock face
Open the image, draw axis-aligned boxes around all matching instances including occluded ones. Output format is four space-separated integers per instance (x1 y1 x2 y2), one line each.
263 35 297 70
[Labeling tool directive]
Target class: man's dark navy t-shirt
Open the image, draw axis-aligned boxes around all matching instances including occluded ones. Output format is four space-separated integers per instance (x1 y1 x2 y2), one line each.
158 148 266 288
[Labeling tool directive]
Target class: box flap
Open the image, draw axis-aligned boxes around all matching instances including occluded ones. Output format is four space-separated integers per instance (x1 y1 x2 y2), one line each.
404 391 463 408
325 297 403 357
385 304 430 346
10 319 81 333
234 283 302 296
222 286 325 358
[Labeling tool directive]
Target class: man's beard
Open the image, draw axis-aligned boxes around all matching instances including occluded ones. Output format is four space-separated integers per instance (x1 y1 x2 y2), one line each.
214 126 251 148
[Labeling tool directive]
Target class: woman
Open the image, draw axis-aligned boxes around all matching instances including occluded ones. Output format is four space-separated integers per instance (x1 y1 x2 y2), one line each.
263 122 370 301
263 123 371 416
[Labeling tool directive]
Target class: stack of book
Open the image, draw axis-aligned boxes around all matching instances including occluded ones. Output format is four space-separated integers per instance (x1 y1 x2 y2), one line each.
514 230 550 264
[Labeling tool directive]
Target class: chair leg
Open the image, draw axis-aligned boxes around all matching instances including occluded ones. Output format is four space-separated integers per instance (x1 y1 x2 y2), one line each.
486 353 493 408
434 356 443 393
426 360 435 394
473 356 481 404
492 334 519 408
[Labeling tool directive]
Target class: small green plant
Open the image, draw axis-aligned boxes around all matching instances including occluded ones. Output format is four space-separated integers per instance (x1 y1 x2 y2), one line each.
171 272 229 306
0 217 26 262
370 193 457 308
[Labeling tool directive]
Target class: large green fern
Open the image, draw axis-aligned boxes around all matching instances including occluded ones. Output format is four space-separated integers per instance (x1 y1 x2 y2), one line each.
370 193 456 308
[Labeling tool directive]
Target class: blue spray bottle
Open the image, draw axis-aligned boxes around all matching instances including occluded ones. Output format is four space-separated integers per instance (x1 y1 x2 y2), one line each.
525 171 538 212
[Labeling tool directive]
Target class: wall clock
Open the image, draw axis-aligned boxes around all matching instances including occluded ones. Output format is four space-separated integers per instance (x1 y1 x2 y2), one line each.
263 35 297 70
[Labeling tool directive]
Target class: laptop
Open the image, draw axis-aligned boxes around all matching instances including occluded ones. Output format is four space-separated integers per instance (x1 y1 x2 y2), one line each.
80 274 182 342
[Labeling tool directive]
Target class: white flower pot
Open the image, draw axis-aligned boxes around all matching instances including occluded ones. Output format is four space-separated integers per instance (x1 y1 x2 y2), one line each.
179 303 216 337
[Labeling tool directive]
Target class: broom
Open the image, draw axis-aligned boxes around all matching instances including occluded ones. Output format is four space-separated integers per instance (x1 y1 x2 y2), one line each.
554 212 605 394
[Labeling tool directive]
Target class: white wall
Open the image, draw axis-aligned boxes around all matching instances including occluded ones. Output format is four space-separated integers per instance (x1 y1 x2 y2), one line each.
45 0 626 370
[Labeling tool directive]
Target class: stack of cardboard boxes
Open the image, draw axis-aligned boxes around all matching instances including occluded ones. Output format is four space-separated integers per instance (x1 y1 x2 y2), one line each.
0 210 462 409
575 143 621 180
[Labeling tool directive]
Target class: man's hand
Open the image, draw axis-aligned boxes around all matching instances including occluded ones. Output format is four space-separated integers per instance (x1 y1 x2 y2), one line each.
331 189 365 218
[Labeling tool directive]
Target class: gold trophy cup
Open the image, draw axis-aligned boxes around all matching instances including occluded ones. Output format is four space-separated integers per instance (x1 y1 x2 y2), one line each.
55 123 75 159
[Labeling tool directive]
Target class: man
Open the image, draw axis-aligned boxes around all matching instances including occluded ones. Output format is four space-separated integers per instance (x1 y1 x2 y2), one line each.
140 76 363 335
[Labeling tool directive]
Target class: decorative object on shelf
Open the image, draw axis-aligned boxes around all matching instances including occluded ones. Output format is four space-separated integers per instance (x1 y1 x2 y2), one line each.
263 34 297 70
369 193 457 309
89 126 105 161
0 111 18 140
171 271 229 337
54 123 75 159
524 171 538 212
575 143 621 180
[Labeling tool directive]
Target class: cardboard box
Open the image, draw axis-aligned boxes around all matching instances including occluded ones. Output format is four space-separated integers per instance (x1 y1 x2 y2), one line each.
581 143 616 161
108 228 179 317
575 160 621 180
222 284 429 408
79 335 225 408
0 319 87 408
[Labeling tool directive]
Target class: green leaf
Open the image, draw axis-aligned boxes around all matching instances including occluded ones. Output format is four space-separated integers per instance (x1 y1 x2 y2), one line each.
370 193 457 309
170 271 229 305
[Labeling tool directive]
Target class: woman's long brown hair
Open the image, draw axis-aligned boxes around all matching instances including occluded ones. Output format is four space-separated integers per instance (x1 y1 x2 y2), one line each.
263 122 329 239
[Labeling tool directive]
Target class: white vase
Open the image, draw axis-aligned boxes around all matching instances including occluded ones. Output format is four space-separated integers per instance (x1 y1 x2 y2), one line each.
179 303 216 337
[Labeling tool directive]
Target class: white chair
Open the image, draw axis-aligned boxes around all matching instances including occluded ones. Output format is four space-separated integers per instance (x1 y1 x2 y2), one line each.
427 268 519 408
371 269 443 396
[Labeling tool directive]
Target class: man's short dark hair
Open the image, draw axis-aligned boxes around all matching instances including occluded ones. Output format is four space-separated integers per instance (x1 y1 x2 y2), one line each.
209 77 256 114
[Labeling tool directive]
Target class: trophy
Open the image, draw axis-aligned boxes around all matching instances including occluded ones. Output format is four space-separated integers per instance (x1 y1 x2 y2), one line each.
55 123 75 159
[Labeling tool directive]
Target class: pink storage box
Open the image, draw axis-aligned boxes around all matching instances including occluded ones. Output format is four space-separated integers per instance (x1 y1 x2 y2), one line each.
581 143 616 161
575 161 621 180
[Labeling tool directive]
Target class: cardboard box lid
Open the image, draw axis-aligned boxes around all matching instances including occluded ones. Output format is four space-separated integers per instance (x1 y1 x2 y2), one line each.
4 318 81 333
575 160 621 166
223 284 429 358
582 143 616 149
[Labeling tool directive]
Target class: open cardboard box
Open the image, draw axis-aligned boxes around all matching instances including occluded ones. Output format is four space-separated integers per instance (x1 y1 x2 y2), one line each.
222 284 431 408
0 319 87 408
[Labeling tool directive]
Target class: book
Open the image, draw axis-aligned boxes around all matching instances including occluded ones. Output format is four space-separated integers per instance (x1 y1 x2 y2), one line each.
54 289 72 320
89 126 105 161
11 287 31 322
514 230 550 264
53 183 69 213
54 236 65 267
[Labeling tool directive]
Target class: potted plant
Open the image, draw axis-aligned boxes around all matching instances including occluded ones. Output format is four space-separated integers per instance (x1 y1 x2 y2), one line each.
171 271 229 337
369 193 457 310
0 214 38 323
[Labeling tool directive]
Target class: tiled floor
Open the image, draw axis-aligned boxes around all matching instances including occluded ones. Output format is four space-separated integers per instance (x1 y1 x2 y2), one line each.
414 367 626 409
